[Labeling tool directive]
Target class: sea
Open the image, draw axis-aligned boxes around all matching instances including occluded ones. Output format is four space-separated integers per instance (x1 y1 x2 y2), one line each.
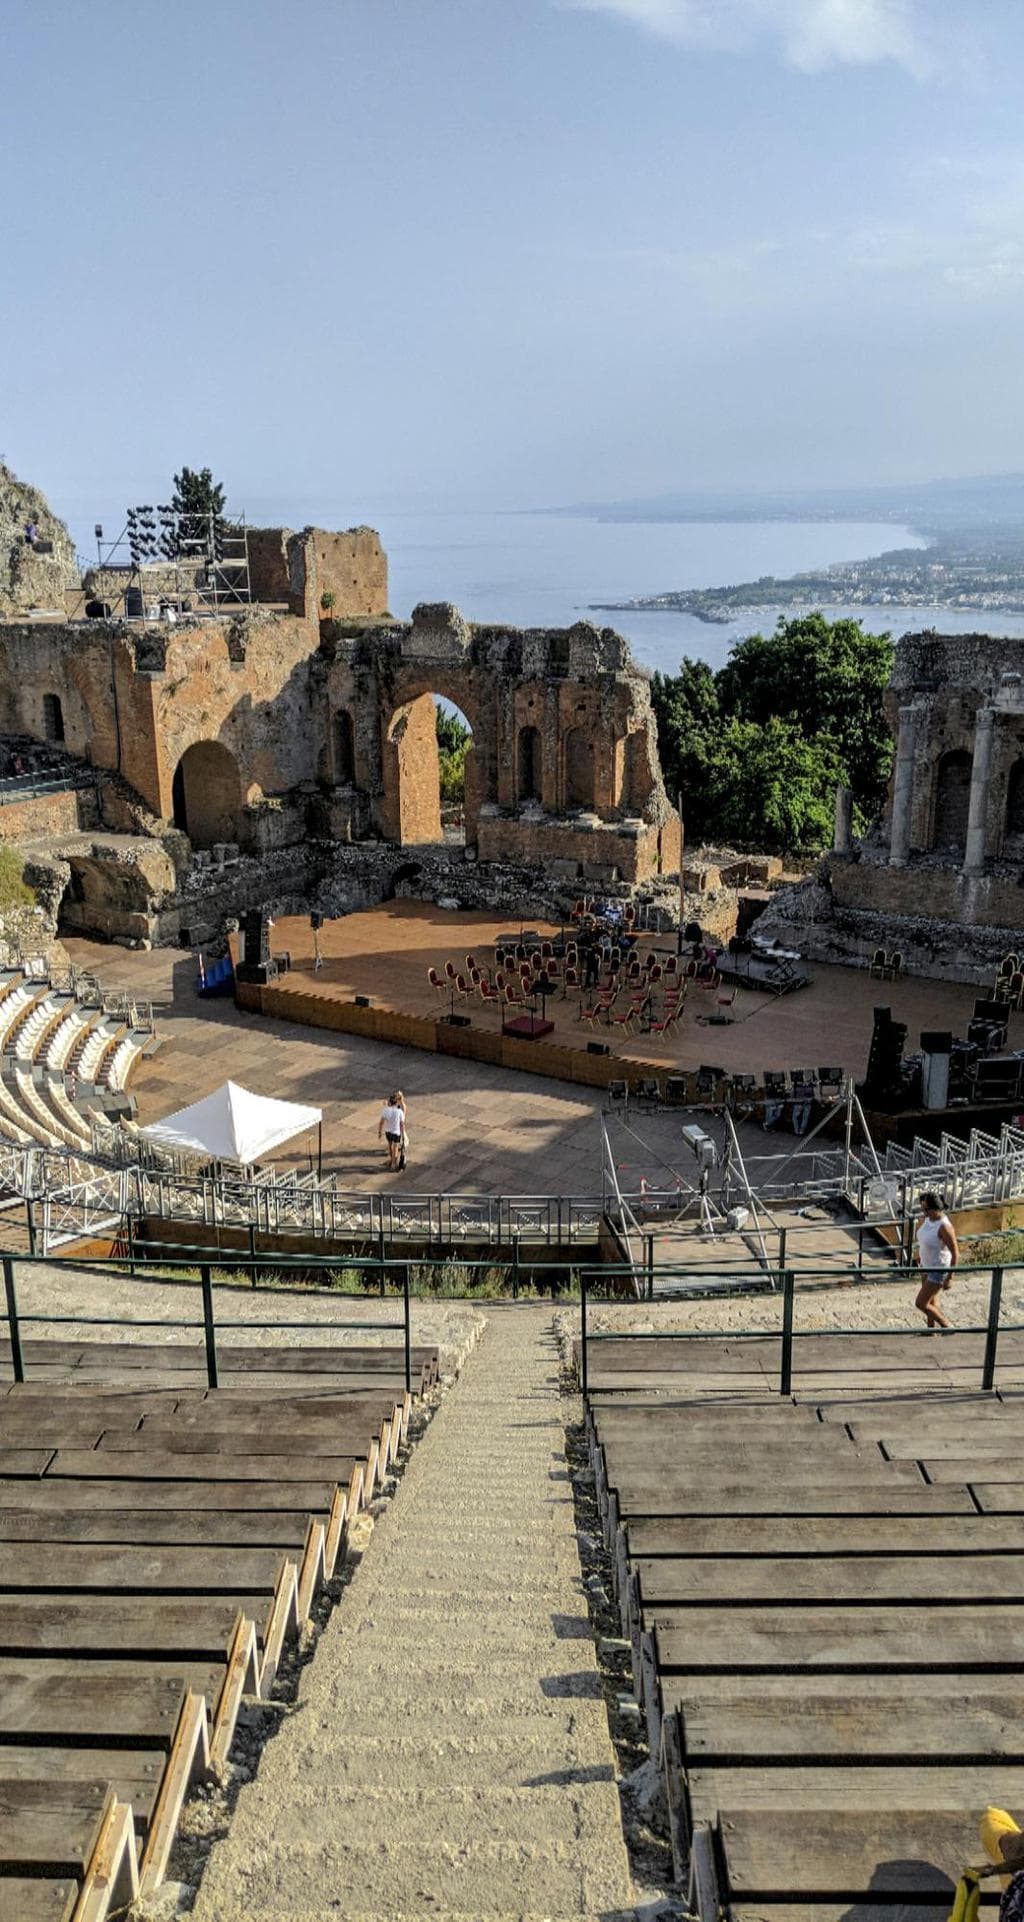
376 509 1024 678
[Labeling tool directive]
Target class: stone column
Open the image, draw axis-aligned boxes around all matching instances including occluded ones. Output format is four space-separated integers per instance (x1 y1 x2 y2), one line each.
833 784 853 854
964 704 996 874
889 703 921 866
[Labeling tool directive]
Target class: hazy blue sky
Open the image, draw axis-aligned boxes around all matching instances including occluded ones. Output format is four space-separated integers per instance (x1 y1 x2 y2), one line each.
3 0 1024 524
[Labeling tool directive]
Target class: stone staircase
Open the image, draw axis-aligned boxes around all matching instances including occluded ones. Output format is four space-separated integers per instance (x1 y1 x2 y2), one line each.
191 1312 636 1922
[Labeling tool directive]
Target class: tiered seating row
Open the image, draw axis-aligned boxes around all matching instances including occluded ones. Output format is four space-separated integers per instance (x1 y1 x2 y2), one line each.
584 1333 1024 1919
0 1336 439 1921
0 966 154 1157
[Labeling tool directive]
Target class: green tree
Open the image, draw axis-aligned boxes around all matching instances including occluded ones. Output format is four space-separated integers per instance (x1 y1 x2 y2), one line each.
436 705 471 804
650 613 894 853
715 613 894 818
171 466 227 552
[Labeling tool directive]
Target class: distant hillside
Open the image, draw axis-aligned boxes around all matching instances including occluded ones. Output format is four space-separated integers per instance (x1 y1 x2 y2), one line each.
545 471 1024 536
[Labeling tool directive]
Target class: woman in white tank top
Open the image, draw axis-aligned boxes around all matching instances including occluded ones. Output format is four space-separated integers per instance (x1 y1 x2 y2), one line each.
914 1191 959 1328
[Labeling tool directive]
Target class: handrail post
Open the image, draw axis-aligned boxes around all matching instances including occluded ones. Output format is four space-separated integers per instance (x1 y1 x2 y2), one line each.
378 1216 386 1298
982 1265 1004 1392
25 1199 36 1259
200 1264 218 1389
580 1271 589 1398
778 1226 787 1281
646 1233 654 1301
512 1232 520 1302
248 1222 258 1289
3 1257 24 1383
780 1267 795 1396
403 1267 412 1395
126 1210 136 1278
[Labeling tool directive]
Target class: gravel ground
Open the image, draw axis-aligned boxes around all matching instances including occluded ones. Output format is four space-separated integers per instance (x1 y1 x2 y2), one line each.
8 1260 484 1381
575 1265 1024 1338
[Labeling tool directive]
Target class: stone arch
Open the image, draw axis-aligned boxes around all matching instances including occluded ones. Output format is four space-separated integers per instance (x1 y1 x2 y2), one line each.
517 724 541 803
383 691 477 848
42 693 65 744
335 708 355 785
564 727 594 809
932 749 972 854
171 740 242 849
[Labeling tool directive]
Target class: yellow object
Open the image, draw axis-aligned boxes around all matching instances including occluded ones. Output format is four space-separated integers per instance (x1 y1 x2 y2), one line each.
981 1805 1022 1892
947 1871 981 1922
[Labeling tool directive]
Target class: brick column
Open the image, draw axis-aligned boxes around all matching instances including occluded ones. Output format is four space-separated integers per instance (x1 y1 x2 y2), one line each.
963 704 996 875
889 703 921 866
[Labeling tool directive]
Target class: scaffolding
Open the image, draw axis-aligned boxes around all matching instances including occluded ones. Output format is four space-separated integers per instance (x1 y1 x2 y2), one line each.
70 501 252 622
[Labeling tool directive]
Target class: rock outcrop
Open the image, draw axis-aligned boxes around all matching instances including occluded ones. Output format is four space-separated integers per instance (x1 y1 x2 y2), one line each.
0 463 79 616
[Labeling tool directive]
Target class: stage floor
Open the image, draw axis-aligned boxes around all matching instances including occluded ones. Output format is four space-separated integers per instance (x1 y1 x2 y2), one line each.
254 900 996 1078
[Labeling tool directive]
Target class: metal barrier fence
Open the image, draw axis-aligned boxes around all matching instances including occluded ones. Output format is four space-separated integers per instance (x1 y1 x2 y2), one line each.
578 1260 1024 1398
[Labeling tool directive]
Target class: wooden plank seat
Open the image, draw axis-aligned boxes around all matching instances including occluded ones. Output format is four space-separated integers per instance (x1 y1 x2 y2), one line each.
635 1552 1024 1608
704 1807 988 1908
0 1880 79 1922
0 1596 266 1663
652 1603 1024 1675
626 1513 1024 1557
673 1675 1024 1764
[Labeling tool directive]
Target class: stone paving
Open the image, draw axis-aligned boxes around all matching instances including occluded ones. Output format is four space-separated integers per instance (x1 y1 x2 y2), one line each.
190 1309 637 1922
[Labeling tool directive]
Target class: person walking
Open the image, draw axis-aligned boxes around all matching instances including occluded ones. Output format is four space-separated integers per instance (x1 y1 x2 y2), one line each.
913 1191 958 1328
378 1090 407 1172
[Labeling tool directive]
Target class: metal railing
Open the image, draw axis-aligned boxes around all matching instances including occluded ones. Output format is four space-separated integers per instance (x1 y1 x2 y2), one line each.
578 1259 1024 1397
0 1247 414 1394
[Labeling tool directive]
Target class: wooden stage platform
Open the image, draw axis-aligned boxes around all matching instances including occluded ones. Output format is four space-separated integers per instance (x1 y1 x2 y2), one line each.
232 901 998 1091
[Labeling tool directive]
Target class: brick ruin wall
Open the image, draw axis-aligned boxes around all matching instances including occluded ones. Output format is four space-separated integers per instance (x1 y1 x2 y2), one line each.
0 512 681 944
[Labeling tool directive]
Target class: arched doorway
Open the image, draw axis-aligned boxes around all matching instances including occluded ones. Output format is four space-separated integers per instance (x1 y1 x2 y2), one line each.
384 693 475 847
933 750 972 854
517 724 541 803
171 740 242 849
42 693 65 744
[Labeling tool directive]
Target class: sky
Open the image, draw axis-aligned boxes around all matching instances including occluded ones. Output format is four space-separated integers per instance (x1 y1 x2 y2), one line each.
3 0 1024 527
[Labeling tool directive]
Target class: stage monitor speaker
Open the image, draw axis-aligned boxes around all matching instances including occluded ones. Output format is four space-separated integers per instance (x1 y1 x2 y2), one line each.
587 1041 610 1056
243 911 270 968
354 994 371 1008
443 1013 471 1027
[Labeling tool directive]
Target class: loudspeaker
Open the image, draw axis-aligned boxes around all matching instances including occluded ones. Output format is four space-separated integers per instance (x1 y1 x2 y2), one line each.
587 1041 610 1056
310 911 324 931
354 994 371 1008
442 1013 471 1027
243 911 270 968
920 1030 953 1054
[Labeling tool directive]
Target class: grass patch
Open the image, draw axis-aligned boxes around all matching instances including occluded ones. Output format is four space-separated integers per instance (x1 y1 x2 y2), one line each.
0 843 35 911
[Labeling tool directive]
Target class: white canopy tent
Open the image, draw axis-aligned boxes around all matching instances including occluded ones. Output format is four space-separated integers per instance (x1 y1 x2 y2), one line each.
139 1080 323 1171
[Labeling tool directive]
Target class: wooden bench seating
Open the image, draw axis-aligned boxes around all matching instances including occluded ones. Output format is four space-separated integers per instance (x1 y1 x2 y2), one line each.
0 1333 439 1918
586 1332 1024 1915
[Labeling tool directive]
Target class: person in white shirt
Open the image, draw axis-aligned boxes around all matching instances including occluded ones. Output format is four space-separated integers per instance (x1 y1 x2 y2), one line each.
378 1091 407 1171
913 1191 959 1328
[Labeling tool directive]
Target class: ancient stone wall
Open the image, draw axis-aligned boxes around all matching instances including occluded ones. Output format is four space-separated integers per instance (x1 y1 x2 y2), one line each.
321 602 679 886
0 786 98 843
285 527 388 620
